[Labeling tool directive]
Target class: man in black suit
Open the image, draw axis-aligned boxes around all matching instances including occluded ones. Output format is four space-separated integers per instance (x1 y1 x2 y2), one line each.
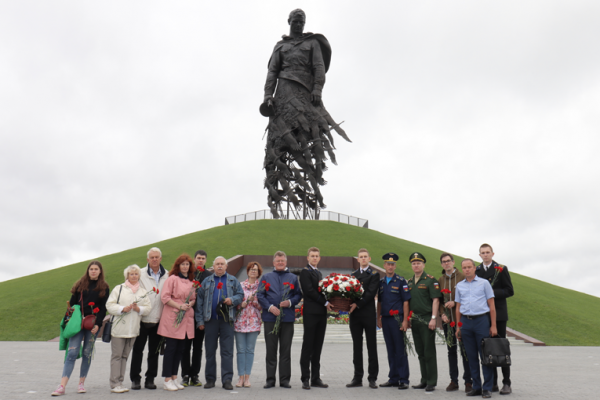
346 248 380 389
476 243 514 395
299 247 332 390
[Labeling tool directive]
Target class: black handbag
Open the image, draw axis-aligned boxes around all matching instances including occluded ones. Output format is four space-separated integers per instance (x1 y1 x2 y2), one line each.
481 337 511 367
102 285 123 343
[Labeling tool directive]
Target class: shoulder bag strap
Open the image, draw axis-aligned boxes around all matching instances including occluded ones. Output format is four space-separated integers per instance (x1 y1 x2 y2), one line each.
110 285 124 322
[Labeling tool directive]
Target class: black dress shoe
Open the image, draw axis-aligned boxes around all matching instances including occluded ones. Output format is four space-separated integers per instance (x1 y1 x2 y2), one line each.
482 390 492 398
311 379 328 388
425 385 435 392
302 381 310 390
131 380 141 390
466 389 483 396
204 381 215 389
368 381 378 389
144 380 157 390
412 382 427 389
380 381 399 387
346 380 362 388
398 383 409 390
223 381 233 390
492 385 499 392
500 384 512 395
280 382 292 388
263 382 275 389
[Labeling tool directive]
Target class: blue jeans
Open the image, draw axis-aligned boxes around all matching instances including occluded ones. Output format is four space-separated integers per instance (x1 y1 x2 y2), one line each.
461 315 494 391
234 331 259 376
204 319 234 383
62 329 96 379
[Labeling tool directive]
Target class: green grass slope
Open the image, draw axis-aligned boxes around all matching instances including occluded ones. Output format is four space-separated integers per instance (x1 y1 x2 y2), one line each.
1 220 598 345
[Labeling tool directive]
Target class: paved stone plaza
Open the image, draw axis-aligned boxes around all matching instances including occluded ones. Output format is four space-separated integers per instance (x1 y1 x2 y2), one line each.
2 328 598 399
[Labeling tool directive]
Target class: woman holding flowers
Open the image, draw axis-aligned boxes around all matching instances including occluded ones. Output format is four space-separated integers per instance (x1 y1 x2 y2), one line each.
106 264 153 393
234 261 264 388
157 254 197 391
51 261 110 396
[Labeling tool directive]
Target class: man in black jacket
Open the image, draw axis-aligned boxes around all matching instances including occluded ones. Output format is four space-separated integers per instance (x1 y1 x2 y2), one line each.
299 247 332 390
346 248 380 389
180 250 213 387
476 243 514 395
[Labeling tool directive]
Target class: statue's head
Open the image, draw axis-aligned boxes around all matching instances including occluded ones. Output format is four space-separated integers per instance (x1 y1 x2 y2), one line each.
288 8 305 35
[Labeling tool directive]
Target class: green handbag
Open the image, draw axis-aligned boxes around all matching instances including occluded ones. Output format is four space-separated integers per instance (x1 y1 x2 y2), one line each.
63 305 82 339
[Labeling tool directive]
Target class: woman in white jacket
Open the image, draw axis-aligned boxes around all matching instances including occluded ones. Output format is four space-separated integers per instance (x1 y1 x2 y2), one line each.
106 265 153 393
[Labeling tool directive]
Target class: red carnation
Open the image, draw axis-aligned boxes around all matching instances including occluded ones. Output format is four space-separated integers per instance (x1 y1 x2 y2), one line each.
265 283 271 291
333 284 340 291
88 302 95 306
458 322 463 327
355 286 360 292
408 310 414 320
154 287 160 294
289 284 295 290
283 282 290 286
334 277 339 281
318 287 322 292
93 307 99 314
495 266 503 271
216 282 223 290
450 321 456 328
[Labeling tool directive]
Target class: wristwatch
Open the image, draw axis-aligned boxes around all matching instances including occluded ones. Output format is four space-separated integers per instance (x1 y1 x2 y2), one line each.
431 315 436 319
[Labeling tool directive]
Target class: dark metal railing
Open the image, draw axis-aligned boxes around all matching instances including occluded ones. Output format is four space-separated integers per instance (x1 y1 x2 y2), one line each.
224 209 368 228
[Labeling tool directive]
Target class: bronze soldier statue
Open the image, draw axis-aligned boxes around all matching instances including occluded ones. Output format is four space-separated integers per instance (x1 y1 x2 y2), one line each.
261 9 350 218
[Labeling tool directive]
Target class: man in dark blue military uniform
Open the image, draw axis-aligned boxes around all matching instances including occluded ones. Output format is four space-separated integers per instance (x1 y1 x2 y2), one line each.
376 253 411 390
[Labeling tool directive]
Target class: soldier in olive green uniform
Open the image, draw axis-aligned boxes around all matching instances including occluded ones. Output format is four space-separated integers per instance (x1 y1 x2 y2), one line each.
407 252 442 392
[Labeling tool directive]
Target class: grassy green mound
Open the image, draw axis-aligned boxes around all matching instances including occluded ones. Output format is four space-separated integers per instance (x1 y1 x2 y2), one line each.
1 220 598 345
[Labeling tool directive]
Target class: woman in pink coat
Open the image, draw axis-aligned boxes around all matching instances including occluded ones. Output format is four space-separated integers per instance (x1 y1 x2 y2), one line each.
158 254 197 391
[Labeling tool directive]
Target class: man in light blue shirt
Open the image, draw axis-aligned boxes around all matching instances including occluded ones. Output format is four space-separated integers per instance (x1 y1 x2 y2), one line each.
455 259 497 399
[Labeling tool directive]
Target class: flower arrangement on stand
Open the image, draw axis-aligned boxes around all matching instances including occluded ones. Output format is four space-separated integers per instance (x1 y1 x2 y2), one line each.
317 273 363 312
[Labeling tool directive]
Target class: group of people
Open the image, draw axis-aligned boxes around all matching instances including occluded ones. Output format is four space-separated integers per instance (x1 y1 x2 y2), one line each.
51 244 513 400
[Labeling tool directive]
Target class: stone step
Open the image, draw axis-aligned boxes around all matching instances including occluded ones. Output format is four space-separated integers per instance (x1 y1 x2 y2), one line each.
257 325 532 346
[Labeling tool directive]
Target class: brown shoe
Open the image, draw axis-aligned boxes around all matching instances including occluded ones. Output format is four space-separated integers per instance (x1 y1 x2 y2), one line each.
464 383 473 393
500 384 512 395
446 382 459 392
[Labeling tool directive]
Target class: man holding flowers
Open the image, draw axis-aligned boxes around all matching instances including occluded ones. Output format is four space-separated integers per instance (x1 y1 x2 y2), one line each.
347 248 380 389
376 252 411 390
257 251 302 389
195 256 243 390
407 251 442 392
438 252 472 392
476 244 514 395
299 247 332 390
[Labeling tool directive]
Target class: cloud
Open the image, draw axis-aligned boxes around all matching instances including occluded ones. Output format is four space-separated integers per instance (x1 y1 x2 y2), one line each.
0 1 599 298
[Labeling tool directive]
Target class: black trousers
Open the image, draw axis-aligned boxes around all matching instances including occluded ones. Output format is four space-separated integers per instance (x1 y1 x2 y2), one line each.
443 323 472 384
494 321 511 386
181 328 205 378
162 337 187 378
300 313 327 382
130 322 161 382
349 314 379 382
264 321 294 386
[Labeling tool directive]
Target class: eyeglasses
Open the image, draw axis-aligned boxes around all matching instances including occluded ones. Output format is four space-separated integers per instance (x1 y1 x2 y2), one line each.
441 260 453 264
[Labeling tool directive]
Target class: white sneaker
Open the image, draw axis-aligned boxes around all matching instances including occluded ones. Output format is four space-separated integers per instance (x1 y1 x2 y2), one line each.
163 380 178 391
111 386 127 393
173 380 185 390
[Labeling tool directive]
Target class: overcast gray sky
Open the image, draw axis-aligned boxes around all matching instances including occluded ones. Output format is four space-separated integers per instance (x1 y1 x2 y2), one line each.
1 1 599 298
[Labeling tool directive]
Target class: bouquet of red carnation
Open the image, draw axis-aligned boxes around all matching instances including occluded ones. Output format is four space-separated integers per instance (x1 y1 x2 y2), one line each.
270 282 294 335
490 266 503 287
408 310 453 347
391 309 415 356
175 281 200 327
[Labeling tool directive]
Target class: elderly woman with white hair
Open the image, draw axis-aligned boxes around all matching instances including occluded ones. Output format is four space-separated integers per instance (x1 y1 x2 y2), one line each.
106 265 153 393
